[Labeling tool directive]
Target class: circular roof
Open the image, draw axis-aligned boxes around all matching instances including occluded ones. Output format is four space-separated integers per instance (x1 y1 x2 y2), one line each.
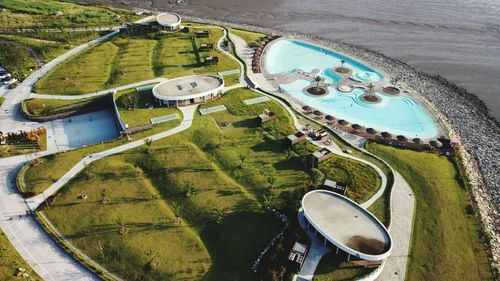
302 190 392 260
156 12 181 27
152 75 224 101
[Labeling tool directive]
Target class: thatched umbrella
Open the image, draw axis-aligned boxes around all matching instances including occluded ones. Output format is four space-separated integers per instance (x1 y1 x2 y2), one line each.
325 115 335 121
351 124 362 131
313 110 323 116
366 128 377 134
413 138 422 144
381 132 392 139
338 119 348 126
397 135 407 142
429 140 443 148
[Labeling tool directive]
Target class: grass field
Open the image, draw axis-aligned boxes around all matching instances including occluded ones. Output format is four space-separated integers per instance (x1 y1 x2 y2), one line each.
0 230 41 281
0 0 140 29
229 28 266 47
0 42 38 79
314 252 376 281
26 88 395 279
115 89 181 128
221 72 240 86
366 142 494 281
22 96 103 117
36 28 239 95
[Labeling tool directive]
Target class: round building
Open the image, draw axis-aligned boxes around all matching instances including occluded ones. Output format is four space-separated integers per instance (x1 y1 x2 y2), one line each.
301 190 392 262
152 74 225 107
156 12 182 31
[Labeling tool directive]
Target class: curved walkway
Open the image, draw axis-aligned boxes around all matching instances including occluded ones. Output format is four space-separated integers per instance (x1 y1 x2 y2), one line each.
230 32 415 281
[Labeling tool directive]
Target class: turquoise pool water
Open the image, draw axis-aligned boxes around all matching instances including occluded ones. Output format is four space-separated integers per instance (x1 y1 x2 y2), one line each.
265 39 383 83
280 80 438 138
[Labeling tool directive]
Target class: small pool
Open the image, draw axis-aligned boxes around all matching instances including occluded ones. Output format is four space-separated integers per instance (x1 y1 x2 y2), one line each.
281 80 438 138
265 39 383 83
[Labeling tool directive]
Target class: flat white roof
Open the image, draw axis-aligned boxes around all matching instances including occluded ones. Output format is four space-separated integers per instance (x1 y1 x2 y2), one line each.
156 12 181 27
152 75 224 101
302 190 392 260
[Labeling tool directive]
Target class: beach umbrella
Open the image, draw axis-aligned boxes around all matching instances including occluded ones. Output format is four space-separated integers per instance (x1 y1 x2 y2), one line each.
338 119 348 125
351 124 362 130
366 128 377 134
381 132 392 139
325 115 335 121
302 105 311 111
413 138 422 144
397 135 407 142
313 110 323 116
429 140 443 148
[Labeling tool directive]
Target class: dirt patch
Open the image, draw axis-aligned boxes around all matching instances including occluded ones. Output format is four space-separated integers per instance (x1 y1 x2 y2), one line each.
346 235 387 255
361 94 381 103
335 67 350 74
306 86 327 96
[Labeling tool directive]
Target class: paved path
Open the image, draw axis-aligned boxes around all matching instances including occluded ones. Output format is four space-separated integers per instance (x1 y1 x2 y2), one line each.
27 105 197 211
0 162 99 281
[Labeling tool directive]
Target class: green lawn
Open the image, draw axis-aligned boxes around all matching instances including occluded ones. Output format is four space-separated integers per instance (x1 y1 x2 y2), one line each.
229 28 266 47
115 89 182 128
22 96 105 117
0 230 41 281
36 29 239 96
319 155 381 204
0 0 140 29
35 41 119 95
313 252 376 281
366 142 494 281
222 72 240 87
0 42 38 80
41 89 294 280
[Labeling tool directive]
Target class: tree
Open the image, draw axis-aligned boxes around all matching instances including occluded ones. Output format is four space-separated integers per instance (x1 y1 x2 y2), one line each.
267 174 277 190
310 168 325 187
184 180 195 198
212 205 225 224
284 148 294 160
314 75 324 92
340 59 346 70
239 154 247 169
172 202 182 225
117 216 128 235
367 83 375 97
262 194 273 209
390 76 401 87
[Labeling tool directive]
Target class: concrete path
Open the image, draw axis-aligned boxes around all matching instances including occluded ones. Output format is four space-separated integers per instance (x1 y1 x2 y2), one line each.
0 163 99 281
27 105 197 211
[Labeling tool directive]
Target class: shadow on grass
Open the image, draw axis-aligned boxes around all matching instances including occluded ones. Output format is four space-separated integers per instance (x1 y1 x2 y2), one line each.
199 208 283 281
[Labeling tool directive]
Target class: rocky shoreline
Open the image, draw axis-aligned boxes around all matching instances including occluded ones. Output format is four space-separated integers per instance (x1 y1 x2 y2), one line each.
172 13 500 272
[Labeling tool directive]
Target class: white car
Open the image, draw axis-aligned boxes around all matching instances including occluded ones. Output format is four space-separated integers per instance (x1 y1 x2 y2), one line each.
0 73 11 79
5 78 17 85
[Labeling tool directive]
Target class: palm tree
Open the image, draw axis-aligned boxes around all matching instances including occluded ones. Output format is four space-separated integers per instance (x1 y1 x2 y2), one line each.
340 59 346 70
314 76 323 92
212 205 225 224
367 83 375 98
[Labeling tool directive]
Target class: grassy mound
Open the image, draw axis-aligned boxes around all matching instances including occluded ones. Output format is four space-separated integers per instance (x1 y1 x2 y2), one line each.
366 142 494 281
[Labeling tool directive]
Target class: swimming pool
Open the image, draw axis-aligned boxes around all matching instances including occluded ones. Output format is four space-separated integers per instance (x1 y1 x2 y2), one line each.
281 79 438 138
265 39 383 83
